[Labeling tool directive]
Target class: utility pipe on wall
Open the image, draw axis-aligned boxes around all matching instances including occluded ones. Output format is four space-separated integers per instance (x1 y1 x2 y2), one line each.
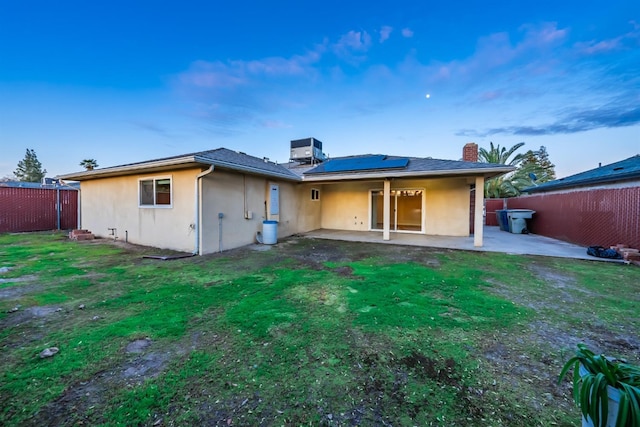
194 165 215 255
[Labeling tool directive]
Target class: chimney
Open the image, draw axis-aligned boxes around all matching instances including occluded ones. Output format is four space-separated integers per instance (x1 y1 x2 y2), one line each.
463 142 478 162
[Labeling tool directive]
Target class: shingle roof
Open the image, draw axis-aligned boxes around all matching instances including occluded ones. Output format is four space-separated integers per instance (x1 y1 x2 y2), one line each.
57 148 301 181
58 149 514 182
523 155 640 193
304 154 513 178
195 148 300 180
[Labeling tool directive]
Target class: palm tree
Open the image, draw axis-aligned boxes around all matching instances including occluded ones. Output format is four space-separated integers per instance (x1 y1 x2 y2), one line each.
478 142 526 198
478 141 526 166
79 159 99 171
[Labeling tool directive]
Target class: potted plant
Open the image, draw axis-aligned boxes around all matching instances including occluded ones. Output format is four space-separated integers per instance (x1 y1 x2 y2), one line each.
558 343 640 427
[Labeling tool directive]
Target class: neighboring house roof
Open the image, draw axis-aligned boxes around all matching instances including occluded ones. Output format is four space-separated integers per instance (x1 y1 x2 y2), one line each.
57 148 301 182
57 148 514 183
0 180 79 189
302 154 513 182
523 155 640 193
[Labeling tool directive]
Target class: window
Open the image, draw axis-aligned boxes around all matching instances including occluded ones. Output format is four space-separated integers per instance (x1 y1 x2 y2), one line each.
139 177 172 207
311 188 320 201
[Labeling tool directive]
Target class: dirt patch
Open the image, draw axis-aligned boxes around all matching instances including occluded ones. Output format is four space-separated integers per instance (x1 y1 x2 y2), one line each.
125 338 152 353
1 305 62 328
35 337 174 424
32 330 230 425
527 263 598 299
279 236 444 271
0 282 43 299
332 265 354 277
399 351 457 384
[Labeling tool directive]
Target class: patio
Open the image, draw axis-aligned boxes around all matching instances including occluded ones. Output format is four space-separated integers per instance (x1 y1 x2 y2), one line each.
304 226 614 261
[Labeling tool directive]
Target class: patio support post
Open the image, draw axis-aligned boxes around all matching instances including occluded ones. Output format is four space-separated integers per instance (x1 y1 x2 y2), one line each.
474 176 484 247
383 179 390 241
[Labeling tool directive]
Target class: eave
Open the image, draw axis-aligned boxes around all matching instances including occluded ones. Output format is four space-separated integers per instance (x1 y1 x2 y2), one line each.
57 155 301 182
300 166 514 183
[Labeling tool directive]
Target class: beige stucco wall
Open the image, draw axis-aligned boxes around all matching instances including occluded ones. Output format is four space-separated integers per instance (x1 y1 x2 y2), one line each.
320 182 372 231
199 171 321 254
79 169 201 252
420 178 471 236
319 177 472 236
79 167 475 254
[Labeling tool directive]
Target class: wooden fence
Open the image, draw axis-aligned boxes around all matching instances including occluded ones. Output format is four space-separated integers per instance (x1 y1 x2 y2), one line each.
0 186 78 233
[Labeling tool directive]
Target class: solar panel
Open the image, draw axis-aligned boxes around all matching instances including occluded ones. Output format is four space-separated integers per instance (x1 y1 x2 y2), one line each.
322 155 409 173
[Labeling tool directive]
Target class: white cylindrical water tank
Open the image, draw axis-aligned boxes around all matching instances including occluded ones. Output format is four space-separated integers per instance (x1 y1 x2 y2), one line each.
261 220 278 244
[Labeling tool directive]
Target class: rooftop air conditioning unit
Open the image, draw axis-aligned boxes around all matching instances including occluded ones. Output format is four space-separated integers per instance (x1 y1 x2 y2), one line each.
290 137 326 164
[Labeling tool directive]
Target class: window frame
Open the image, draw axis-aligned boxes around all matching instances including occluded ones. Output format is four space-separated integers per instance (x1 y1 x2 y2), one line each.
138 176 173 208
311 188 320 201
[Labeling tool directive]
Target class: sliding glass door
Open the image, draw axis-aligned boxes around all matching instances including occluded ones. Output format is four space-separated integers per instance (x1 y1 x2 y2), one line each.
370 189 423 232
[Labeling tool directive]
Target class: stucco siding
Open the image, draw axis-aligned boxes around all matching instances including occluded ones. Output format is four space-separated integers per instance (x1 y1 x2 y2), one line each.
320 182 371 231
199 171 320 254
295 184 323 232
422 178 471 236
318 178 471 236
79 169 200 252
200 171 261 254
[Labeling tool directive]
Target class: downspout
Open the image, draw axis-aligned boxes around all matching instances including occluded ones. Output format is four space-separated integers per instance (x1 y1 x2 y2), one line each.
76 186 81 229
194 165 215 255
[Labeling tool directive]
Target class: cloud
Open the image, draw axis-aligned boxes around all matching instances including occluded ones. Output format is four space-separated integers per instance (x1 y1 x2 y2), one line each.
333 30 372 63
457 100 640 137
173 47 326 129
177 48 323 92
379 26 393 43
423 22 568 88
130 121 173 138
401 28 413 38
575 21 640 55
177 61 247 90
575 39 622 55
260 119 293 129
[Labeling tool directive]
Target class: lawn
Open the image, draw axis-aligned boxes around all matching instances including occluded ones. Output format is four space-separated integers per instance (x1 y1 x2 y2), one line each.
1 232 638 426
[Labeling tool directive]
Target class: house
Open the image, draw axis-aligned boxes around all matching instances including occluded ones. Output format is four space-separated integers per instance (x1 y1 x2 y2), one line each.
507 155 640 248
57 140 513 254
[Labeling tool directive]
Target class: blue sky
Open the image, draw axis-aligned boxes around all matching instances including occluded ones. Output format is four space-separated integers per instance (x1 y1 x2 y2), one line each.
1 0 638 179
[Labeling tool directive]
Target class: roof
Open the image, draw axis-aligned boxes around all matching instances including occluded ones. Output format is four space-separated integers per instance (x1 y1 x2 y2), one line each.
57 148 301 181
57 148 514 183
523 155 640 193
303 154 514 181
0 180 79 190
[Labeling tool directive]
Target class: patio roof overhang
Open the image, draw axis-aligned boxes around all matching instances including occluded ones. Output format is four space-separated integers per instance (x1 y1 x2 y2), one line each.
300 166 514 183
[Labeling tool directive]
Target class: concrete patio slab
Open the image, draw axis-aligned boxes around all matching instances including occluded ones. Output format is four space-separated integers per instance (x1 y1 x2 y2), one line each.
304 226 622 262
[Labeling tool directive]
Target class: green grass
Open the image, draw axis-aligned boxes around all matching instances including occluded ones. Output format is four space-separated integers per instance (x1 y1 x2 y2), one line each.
0 232 638 426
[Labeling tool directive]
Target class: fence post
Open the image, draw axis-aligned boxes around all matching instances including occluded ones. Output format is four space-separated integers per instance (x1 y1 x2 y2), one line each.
56 186 61 230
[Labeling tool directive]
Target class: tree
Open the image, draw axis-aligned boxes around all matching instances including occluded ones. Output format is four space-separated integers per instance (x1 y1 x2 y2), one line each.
478 141 526 166
478 142 527 198
479 143 557 198
511 146 556 187
14 149 47 182
79 159 99 171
